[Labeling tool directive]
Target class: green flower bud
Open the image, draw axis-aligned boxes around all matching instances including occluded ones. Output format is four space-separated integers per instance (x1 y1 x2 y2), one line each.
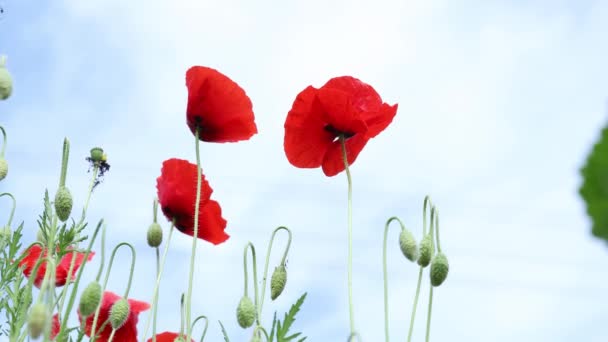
417 234 434 268
399 229 418 262
430 252 449 287
28 303 48 339
270 265 287 300
236 296 256 329
54 186 73 222
147 223 163 248
109 298 130 330
79 281 102 318
90 147 104 162
0 225 10 250
0 158 8 181
0 58 13 101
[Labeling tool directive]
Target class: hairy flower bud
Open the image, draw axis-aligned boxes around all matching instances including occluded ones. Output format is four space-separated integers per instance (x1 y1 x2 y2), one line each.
110 298 130 330
0 57 12 101
0 158 8 181
28 303 48 339
399 229 418 262
79 281 102 318
430 252 449 287
417 234 434 267
0 225 10 243
90 147 104 162
236 296 256 329
54 187 73 222
147 223 163 247
270 265 287 300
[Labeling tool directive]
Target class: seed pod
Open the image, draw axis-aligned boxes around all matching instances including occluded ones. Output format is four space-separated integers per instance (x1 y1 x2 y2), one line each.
430 252 449 287
90 147 104 162
270 265 287 300
236 296 256 329
0 158 8 181
0 58 13 100
417 234 434 268
79 281 102 318
54 186 73 222
109 298 130 330
28 303 48 339
398 229 418 262
147 223 163 247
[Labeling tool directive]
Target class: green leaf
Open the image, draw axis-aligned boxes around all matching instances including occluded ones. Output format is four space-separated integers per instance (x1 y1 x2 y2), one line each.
275 292 307 342
580 124 608 243
218 320 230 342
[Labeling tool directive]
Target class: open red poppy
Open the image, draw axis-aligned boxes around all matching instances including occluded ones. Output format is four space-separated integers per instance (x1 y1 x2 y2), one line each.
156 158 229 245
186 66 258 143
147 332 194 342
19 245 94 288
79 291 150 342
284 76 397 176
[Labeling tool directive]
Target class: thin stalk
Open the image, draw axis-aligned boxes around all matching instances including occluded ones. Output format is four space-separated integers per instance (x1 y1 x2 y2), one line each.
339 135 355 335
382 216 406 342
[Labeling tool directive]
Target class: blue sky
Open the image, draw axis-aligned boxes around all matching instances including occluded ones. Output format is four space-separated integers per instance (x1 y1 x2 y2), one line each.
1 0 608 341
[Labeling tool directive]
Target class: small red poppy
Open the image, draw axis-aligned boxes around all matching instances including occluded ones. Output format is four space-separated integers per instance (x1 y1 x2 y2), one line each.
79 291 150 342
186 66 258 143
284 76 397 176
19 245 94 288
147 331 194 342
51 313 60 340
156 158 229 245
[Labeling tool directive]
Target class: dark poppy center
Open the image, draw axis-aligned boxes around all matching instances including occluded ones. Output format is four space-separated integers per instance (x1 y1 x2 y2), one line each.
324 125 355 140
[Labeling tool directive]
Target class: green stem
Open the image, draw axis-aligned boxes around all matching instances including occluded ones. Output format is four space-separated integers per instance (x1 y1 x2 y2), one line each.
258 226 292 318
0 192 16 226
59 138 70 188
406 267 424 342
434 211 442 253
0 126 7 158
186 128 203 342
382 217 406 342
191 315 209 341
425 287 434 342
243 242 260 325
142 222 176 342
80 165 99 223
339 135 355 335
108 329 117 342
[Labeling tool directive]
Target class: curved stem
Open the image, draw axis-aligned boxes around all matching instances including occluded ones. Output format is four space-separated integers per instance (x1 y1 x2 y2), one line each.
191 315 209 341
258 226 292 318
0 192 16 227
243 242 260 325
423 196 432 236
0 126 7 158
252 326 270 341
142 221 176 342
424 207 437 342
96 224 107 282
382 216 405 342
339 135 355 335
434 210 442 253
186 128 203 342
406 267 424 342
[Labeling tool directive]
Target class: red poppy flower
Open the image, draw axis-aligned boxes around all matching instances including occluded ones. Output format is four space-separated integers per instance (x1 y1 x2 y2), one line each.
186 66 257 143
156 158 228 245
284 76 398 176
51 313 60 340
79 291 150 342
19 245 94 288
147 331 194 342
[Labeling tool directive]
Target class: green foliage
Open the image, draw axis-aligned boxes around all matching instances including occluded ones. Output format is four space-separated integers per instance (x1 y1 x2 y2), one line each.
580 124 608 243
268 292 307 342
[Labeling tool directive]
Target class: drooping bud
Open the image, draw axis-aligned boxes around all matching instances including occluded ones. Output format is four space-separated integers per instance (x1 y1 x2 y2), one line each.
147 223 163 248
0 56 13 100
109 298 130 330
0 158 7 181
236 296 256 329
270 264 287 300
417 234 434 267
90 147 104 163
430 252 449 287
54 186 73 222
399 229 418 262
79 281 102 318
28 303 48 339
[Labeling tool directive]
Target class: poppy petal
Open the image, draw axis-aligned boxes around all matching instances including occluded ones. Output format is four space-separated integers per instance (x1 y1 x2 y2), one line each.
284 86 334 168
317 87 368 135
359 102 398 138
186 66 257 143
148 332 194 342
321 134 370 177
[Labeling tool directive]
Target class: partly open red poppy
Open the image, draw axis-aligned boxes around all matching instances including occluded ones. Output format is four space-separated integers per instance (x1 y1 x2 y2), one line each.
156 158 229 245
19 245 94 288
186 66 257 143
284 76 397 176
147 332 194 342
79 291 150 342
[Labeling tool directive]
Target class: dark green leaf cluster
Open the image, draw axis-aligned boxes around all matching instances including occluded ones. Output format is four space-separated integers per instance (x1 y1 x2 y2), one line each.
268 292 307 342
580 124 608 243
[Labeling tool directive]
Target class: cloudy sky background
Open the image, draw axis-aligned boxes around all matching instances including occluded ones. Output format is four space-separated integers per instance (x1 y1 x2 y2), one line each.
1 0 608 341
